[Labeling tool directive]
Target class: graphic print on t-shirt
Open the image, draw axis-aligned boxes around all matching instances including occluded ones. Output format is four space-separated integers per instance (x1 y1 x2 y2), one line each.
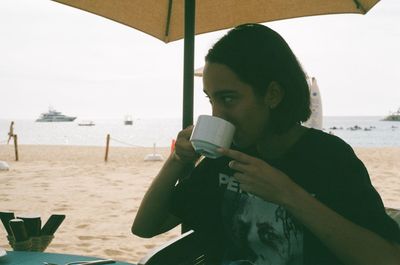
219 173 303 265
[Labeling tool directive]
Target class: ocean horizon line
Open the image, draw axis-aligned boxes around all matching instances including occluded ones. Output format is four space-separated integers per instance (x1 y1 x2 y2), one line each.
0 115 390 121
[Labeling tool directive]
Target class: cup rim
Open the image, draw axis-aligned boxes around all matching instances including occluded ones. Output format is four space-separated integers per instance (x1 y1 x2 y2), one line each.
197 115 235 127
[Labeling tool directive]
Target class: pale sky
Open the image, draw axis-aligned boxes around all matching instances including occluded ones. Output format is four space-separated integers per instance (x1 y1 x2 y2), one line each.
0 0 399 120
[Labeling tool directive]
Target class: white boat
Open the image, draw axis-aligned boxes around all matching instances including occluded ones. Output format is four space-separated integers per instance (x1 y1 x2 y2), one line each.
36 108 77 122
194 66 204 77
78 120 95 126
124 115 133 125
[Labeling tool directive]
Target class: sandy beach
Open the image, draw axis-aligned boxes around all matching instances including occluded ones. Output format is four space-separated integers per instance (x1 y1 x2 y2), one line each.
0 144 399 263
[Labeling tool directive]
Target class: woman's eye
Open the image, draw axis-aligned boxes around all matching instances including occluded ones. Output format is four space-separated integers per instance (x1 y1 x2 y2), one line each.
222 96 234 104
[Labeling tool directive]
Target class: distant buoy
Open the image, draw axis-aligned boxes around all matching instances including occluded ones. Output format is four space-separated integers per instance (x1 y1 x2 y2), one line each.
0 161 10 171
144 143 164 161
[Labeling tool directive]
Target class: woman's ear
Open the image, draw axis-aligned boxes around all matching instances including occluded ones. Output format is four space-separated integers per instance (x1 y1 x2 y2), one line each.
264 81 284 109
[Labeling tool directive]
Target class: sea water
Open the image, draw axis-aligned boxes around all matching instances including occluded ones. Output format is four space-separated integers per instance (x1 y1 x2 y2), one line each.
0 116 399 148
0 118 181 148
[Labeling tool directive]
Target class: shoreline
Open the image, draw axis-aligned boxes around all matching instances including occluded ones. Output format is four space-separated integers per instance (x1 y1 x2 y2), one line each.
0 145 399 263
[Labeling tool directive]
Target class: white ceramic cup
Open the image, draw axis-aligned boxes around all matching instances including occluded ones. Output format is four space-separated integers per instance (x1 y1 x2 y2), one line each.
190 115 235 159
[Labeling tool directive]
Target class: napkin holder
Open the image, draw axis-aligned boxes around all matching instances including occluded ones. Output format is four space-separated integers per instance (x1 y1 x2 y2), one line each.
7 235 54 252
2 213 65 252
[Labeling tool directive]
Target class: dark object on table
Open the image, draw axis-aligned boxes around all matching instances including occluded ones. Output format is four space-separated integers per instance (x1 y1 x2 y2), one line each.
0 211 15 236
138 230 205 265
9 219 29 242
41 214 66 236
16 214 41 237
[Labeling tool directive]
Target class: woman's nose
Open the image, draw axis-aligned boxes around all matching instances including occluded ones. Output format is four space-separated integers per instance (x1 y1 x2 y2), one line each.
212 105 226 120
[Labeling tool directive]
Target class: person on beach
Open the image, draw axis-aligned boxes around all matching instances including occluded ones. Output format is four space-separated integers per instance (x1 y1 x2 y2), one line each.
7 121 14 144
132 24 400 265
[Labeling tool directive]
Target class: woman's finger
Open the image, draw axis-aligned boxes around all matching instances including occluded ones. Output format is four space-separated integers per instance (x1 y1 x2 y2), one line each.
233 172 246 180
217 147 253 164
229 160 253 173
177 125 194 139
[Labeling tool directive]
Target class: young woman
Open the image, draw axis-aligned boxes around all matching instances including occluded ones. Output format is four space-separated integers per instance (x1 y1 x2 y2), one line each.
132 24 400 265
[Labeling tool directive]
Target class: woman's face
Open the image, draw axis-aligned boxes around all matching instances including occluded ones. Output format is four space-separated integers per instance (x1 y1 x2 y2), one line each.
202 62 271 148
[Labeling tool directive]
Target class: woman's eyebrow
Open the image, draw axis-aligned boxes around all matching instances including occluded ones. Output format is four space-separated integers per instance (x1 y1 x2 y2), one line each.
203 89 237 97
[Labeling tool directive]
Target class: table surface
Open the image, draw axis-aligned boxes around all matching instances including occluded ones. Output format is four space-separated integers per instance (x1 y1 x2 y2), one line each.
0 250 135 265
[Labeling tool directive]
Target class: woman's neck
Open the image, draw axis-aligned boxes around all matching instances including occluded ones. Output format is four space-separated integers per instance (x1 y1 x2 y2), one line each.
256 124 308 160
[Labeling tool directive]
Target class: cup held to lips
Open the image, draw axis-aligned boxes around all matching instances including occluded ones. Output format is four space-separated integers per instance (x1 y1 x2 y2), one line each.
190 115 235 159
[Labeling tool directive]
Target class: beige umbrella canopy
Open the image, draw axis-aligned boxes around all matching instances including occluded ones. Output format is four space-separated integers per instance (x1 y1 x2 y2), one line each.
51 0 380 127
52 0 379 43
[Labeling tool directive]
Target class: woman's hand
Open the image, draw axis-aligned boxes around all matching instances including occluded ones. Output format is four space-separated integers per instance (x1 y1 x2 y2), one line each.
171 126 200 165
218 147 300 206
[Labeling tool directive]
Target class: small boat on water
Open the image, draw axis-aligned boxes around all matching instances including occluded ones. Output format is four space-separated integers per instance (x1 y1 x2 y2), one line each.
382 108 400 121
124 115 133 125
78 120 95 126
36 108 77 122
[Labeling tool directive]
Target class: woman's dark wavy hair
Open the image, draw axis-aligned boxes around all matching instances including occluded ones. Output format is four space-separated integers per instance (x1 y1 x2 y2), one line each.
205 23 311 134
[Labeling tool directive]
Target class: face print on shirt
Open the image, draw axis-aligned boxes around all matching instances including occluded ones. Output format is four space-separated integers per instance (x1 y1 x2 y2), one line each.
220 174 303 265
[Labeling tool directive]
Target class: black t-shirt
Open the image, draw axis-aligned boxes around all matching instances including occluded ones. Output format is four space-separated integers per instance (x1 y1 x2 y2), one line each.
170 128 400 265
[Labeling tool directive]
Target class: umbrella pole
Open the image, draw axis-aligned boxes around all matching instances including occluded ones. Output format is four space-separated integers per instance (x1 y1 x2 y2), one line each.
181 0 196 235
182 0 195 129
